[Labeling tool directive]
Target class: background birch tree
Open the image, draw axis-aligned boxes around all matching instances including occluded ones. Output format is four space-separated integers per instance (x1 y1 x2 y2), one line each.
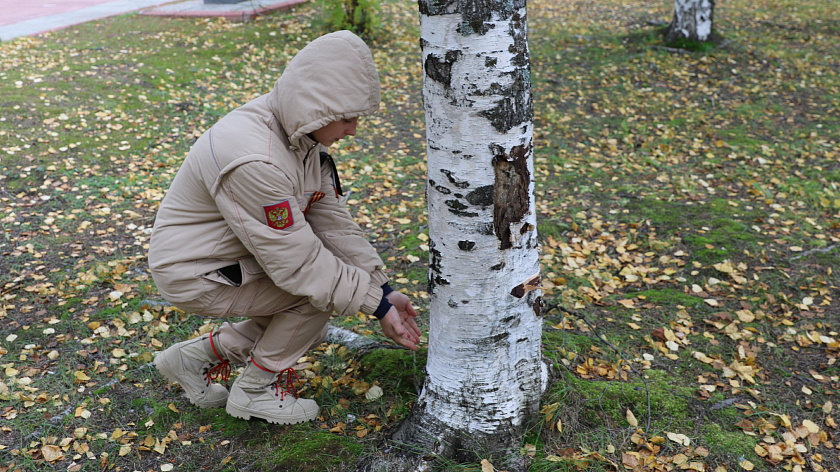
665 0 715 42
360 0 544 470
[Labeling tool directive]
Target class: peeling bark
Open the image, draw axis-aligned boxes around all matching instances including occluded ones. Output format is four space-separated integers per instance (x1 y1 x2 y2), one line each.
493 143 531 250
358 1 543 470
665 0 715 42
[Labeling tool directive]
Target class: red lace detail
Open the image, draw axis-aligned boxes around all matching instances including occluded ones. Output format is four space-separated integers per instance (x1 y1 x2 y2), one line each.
205 333 231 385
272 368 300 400
205 361 231 385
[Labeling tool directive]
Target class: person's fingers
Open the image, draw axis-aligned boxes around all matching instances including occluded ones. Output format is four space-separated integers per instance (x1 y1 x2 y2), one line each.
400 324 419 344
395 335 418 351
403 316 421 339
381 310 417 350
405 301 418 318
390 326 417 350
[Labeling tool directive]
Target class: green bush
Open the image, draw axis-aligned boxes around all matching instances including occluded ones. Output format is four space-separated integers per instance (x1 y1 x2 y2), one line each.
322 0 381 37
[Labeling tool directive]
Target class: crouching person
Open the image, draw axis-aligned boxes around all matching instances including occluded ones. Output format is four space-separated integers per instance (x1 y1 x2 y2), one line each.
147 31 421 424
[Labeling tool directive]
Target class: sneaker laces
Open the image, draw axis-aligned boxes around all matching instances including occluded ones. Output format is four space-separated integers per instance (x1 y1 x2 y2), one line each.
271 368 300 400
204 333 231 386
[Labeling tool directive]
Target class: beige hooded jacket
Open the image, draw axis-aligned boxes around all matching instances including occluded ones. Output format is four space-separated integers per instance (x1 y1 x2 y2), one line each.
149 31 387 318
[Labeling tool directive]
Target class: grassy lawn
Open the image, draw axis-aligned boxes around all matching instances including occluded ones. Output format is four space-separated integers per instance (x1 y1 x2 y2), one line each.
1 0 838 471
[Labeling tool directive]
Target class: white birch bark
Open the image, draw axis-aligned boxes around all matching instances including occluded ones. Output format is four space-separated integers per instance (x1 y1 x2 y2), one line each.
360 1 544 470
666 0 715 42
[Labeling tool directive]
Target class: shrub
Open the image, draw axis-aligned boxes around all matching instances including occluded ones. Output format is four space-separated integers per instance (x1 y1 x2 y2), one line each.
322 0 381 38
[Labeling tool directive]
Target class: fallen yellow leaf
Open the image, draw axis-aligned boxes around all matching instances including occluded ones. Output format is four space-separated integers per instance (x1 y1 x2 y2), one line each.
802 419 820 434
41 444 64 462
666 431 691 446
626 409 638 427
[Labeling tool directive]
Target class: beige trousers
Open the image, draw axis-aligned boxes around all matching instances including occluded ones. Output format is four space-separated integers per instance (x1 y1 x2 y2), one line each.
173 276 330 372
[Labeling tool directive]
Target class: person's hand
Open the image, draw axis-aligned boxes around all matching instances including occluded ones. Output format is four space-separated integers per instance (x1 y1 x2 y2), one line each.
386 291 421 339
378 292 421 350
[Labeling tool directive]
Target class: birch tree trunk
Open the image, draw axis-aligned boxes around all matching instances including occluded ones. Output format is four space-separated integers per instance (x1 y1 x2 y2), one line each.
665 0 715 42
359 1 544 471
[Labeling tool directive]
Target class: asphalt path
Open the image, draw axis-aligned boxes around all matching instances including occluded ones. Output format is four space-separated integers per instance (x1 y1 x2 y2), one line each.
0 0 305 42
0 0 176 41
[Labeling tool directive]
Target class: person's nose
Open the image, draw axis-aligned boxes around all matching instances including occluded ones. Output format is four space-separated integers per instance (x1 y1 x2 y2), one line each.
345 122 357 137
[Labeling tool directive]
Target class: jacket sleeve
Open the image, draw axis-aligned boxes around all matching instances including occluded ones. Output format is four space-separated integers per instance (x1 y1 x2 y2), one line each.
306 159 389 288
214 160 383 317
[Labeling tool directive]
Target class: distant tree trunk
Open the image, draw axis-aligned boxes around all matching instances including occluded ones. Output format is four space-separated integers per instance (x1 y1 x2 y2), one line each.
358 1 544 471
665 0 715 42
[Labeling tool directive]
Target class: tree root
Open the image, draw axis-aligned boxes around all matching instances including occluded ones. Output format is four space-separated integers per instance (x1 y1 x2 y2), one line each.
325 324 399 355
791 244 839 261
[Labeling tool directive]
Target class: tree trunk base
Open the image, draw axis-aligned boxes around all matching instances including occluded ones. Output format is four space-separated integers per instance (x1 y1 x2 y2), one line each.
356 401 530 472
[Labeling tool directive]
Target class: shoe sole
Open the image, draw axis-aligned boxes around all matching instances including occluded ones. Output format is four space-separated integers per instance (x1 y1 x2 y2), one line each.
154 350 228 409
226 401 318 425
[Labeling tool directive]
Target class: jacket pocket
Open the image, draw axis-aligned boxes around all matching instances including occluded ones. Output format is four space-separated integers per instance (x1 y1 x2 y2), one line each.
237 256 267 286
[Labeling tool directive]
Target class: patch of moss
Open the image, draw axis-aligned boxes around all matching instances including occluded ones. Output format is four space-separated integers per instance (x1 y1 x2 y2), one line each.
253 424 363 472
622 27 662 48
620 198 759 240
195 408 254 438
631 288 702 308
128 397 199 434
542 330 595 356
810 248 840 267
699 423 759 465
556 368 695 431
529 456 615 472
665 36 717 53
683 217 756 265
538 220 570 240
358 348 427 395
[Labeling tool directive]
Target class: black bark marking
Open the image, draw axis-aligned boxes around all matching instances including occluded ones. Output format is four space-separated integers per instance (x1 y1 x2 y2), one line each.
534 296 542 317
445 199 478 217
509 11 529 67
424 51 461 89
477 222 495 236
458 240 476 251
457 0 494 35
428 241 449 292
476 332 509 346
418 0 456 16
493 143 531 249
490 261 505 270
466 185 494 207
440 169 470 189
479 68 532 133
447 0 527 36
429 179 452 195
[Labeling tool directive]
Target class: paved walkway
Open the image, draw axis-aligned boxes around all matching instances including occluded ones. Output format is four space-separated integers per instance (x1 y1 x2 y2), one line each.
0 0 306 42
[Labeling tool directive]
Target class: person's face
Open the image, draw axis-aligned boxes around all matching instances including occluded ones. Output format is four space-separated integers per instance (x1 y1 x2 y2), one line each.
311 118 358 146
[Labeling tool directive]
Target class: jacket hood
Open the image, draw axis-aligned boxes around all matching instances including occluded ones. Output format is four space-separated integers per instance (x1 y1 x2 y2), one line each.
269 30 381 148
